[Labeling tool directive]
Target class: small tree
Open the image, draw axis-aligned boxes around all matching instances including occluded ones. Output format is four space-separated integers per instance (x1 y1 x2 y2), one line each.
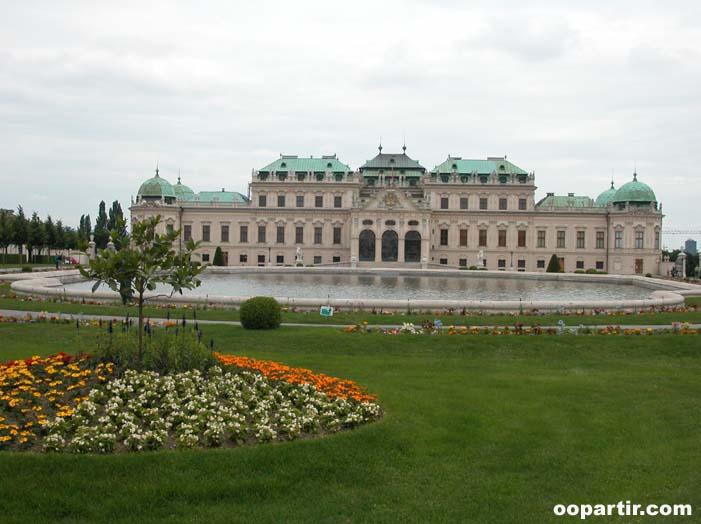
546 254 561 273
13 206 28 263
212 246 224 266
80 215 204 359
27 211 46 263
0 210 12 264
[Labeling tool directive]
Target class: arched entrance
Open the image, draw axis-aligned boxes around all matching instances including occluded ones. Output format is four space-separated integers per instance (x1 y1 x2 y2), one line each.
359 230 376 261
381 230 398 262
404 231 421 262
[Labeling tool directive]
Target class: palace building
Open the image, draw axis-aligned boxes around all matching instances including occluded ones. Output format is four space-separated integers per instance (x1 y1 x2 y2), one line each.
130 146 664 275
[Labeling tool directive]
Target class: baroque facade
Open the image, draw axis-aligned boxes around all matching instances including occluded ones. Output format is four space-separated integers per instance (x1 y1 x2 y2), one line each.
130 147 664 275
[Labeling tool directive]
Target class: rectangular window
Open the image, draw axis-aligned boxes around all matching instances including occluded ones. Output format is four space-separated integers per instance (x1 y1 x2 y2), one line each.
276 255 284 265
334 196 342 208
596 261 604 270
537 259 545 269
459 258 467 267
635 230 644 249
654 231 660 250
277 195 285 208
439 258 448 265
440 229 448 246
332 256 341 263
459 229 468 247
576 260 584 269
440 197 449 210
615 230 623 249
459 197 468 210
258 195 266 207
518 198 527 211
184 225 192 241
315 195 323 208
498 229 507 247
314 227 322 245
221 225 229 243
202 253 210 262
333 227 341 245
313 255 322 265
202 225 210 242
479 197 488 210
276 225 285 244
479 229 487 247
257 225 266 244
518 230 526 248
498 259 506 269
239 254 247 263
295 226 304 244
239 225 248 243
576 231 585 249
537 230 546 248
499 198 507 210
596 231 605 249
257 254 265 266
517 259 526 271
296 195 304 208
557 230 566 249
166 223 174 234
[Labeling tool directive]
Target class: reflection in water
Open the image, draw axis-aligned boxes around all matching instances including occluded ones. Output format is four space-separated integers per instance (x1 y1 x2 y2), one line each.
65 272 652 301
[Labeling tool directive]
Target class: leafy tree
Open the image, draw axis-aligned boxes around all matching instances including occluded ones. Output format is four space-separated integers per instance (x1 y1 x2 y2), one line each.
546 254 562 273
212 246 224 266
13 206 28 263
63 226 78 250
77 214 91 251
94 200 109 250
27 211 46 262
0 209 13 264
80 215 203 358
45 215 56 257
107 200 127 249
55 220 65 252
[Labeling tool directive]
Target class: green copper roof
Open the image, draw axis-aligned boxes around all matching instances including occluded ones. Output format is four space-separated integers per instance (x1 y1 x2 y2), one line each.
536 194 594 208
193 191 249 204
612 174 656 203
137 169 176 198
359 146 425 173
595 181 617 206
174 177 195 200
259 155 352 174
432 156 528 175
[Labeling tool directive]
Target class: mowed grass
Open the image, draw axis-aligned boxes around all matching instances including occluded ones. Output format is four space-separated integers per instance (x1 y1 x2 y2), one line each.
1 282 701 326
0 324 699 523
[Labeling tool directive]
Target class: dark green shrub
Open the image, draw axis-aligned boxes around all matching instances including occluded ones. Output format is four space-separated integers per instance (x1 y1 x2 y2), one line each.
546 254 562 273
21 266 33 273
574 269 585 274
212 247 225 266
93 324 217 375
240 296 281 330
645 272 652 278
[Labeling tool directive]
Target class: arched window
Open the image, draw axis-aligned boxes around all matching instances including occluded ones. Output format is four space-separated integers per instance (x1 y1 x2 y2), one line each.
362 219 373 226
381 230 398 262
359 230 376 261
405 231 421 262
385 220 396 226
408 220 419 226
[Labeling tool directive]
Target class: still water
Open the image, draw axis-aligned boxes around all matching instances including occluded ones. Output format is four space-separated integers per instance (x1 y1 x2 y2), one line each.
64 272 652 302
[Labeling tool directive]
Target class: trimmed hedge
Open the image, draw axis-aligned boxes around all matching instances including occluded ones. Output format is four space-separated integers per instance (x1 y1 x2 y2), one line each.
239 296 281 330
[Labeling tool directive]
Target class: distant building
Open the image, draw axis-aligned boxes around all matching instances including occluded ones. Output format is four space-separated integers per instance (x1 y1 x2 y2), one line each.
685 238 698 255
130 146 664 275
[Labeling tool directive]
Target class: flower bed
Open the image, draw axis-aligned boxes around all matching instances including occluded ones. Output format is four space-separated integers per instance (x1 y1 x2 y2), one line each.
344 322 701 336
0 352 380 453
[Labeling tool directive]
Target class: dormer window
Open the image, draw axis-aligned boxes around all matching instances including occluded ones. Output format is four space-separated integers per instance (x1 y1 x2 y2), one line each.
281 162 287 168
499 175 508 184
315 173 324 181
441 174 450 183
327 162 333 168
451 164 457 170
296 173 305 181
389 158 395 164
480 175 488 184
499 164 505 170
460 175 469 183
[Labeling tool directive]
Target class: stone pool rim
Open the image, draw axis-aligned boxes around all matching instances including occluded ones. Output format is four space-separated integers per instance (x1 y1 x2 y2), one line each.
8 267 701 312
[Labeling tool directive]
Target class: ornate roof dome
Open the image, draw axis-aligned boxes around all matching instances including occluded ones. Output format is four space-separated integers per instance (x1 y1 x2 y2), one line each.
173 176 195 200
595 181 617 206
137 168 176 199
612 173 657 204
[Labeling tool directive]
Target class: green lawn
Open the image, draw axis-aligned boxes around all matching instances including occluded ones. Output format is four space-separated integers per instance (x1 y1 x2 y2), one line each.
1 282 700 326
0 324 699 523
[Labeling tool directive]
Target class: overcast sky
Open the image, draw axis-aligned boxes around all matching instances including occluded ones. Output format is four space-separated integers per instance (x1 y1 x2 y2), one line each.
1 1 700 248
